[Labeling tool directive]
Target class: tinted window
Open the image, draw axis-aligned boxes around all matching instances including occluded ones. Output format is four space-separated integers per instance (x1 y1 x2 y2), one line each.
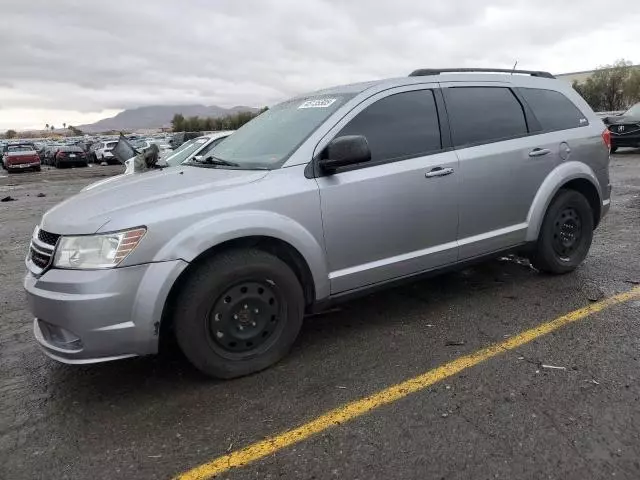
520 88 588 131
337 89 441 163
445 87 528 147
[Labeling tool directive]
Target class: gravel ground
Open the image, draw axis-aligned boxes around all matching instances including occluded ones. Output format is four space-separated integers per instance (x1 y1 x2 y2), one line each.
1 153 639 480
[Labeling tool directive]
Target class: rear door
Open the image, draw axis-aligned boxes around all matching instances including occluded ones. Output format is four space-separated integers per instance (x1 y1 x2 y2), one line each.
315 85 460 294
441 82 560 259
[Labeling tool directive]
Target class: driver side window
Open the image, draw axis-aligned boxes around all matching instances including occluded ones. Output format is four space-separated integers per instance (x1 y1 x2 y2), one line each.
337 89 442 164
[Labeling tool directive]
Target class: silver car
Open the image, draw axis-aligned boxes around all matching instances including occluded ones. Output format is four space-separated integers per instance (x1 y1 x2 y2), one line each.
24 68 611 378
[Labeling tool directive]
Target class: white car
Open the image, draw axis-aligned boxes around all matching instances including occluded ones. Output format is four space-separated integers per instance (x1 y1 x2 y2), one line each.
163 131 234 168
94 141 119 164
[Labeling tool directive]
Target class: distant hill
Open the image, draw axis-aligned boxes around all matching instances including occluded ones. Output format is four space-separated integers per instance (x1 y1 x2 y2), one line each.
77 104 259 133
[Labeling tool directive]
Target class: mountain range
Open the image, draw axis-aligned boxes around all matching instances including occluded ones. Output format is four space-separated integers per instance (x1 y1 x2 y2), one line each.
77 104 258 132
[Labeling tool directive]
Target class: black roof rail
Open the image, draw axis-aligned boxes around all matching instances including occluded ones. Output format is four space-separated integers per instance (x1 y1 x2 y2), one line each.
409 68 555 79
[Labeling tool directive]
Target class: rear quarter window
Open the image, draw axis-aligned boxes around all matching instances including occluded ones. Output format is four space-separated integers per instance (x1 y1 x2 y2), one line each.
519 88 588 132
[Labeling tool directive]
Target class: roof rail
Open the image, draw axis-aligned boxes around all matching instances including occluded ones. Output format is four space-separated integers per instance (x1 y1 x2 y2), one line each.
408 68 555 79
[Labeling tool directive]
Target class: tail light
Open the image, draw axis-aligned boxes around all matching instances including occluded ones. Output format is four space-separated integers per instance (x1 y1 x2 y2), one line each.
57 152 66 158
601 128 611 151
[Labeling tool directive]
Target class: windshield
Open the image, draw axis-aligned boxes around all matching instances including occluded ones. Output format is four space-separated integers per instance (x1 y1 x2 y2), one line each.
200 94 353 169
165 137 209 166
624 102 640 117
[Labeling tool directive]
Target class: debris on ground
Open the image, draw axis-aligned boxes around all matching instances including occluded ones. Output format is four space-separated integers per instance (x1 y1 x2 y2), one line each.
624 279 640 285
336 386 347 389
582 284 604 302
445 340 465 346
1 196 16 202
541 364 567 371
584 379 600 385
441 413 449 418
36 193 46 197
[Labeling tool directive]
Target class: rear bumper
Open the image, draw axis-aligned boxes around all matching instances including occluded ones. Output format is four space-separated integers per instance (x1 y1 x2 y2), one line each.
611 134 640 148
24 260 188 363
7 161 40 169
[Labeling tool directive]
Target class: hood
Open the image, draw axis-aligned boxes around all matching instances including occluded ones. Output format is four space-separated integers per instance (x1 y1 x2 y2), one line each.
41 166 269 234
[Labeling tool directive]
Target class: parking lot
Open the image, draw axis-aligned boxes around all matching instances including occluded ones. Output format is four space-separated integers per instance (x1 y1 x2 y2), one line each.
1 152 640 479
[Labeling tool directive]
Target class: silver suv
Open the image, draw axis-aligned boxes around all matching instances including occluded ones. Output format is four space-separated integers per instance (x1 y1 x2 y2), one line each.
25 68 611 378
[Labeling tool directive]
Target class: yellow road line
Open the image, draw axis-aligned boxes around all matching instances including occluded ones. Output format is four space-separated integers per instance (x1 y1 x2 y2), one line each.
176 286 640 480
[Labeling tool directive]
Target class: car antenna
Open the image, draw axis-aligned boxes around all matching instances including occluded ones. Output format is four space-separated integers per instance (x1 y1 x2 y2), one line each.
511 61 518 75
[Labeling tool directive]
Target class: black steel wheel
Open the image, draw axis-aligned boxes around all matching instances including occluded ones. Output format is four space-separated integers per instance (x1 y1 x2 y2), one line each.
174 249 305 379
531 189 594 274
207 281 283 357
551 207 583 261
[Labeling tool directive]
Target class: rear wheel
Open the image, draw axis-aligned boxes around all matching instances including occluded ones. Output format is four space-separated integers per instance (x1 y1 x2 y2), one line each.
530 189 594 274
34 166 41 172
610 146 618 153
173 249 305 379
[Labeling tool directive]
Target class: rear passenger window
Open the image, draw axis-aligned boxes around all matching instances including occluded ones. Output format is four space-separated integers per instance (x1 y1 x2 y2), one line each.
519 88 588 131
444 87 528 147
337 89 441 163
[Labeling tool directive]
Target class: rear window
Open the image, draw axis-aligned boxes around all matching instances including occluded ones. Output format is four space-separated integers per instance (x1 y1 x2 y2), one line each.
444 87 528 147
519 88 588 132
8 145 35 152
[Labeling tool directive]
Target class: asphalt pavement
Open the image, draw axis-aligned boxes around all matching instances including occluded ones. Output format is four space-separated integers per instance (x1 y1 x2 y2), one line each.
1 153 640 480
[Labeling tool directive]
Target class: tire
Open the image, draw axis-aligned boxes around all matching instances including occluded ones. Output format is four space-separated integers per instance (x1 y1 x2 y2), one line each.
34 166 41 172
173 249 305 379
530 189 594 274
55 159 60 169
610 146 618 153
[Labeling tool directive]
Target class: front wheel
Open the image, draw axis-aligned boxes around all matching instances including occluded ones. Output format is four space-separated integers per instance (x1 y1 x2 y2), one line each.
174 249 305 379
530 189 594 274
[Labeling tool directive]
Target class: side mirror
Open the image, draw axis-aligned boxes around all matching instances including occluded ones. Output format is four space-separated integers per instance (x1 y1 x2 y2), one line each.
318 135 371 173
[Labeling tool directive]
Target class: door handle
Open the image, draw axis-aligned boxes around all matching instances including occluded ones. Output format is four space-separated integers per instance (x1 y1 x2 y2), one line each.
425 167 454 178
529 148 551 157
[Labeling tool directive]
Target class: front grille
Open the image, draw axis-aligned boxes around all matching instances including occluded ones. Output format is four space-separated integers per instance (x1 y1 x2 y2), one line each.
31 249 51 269
38 229 60 246
28 228 58 274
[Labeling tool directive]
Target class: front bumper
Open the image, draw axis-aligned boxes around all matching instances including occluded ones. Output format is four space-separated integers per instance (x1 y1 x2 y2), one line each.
24 260 188 364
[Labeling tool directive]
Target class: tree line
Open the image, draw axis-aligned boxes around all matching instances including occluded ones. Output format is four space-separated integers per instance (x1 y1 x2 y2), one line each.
572 59 640 112
171 107 268 132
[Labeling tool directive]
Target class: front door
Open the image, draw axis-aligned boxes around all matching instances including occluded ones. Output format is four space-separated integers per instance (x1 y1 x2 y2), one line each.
315 86 460 294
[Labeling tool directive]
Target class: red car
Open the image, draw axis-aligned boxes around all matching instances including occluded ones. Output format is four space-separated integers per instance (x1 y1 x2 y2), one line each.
2 143 41 172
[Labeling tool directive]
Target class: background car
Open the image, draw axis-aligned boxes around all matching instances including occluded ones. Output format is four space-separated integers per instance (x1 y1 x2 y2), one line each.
43 144 64 165
2 143 41 172
53 146 89 168
604 102 640 152
94 141 119 164
163 131 234 167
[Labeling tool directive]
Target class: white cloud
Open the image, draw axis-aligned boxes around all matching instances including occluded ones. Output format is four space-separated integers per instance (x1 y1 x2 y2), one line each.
1 0 639 130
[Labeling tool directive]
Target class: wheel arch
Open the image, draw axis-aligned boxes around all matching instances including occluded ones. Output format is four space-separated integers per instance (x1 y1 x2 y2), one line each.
526 162 603 242
159 235 319 347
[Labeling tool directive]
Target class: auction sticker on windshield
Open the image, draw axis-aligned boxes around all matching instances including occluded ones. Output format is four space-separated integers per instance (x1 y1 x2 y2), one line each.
298 98 337 109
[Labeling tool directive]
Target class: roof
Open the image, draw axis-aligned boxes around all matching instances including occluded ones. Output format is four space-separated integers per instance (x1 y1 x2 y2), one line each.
299 70 562 99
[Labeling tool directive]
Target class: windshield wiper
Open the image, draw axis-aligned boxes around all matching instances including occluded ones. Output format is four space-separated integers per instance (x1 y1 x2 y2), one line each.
190 155 240 167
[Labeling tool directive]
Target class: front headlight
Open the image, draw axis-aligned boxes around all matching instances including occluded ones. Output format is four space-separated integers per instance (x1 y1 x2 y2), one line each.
53 227 146 269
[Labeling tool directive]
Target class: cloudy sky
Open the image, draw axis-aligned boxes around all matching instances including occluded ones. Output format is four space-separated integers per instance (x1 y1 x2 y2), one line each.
2 0 639 131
